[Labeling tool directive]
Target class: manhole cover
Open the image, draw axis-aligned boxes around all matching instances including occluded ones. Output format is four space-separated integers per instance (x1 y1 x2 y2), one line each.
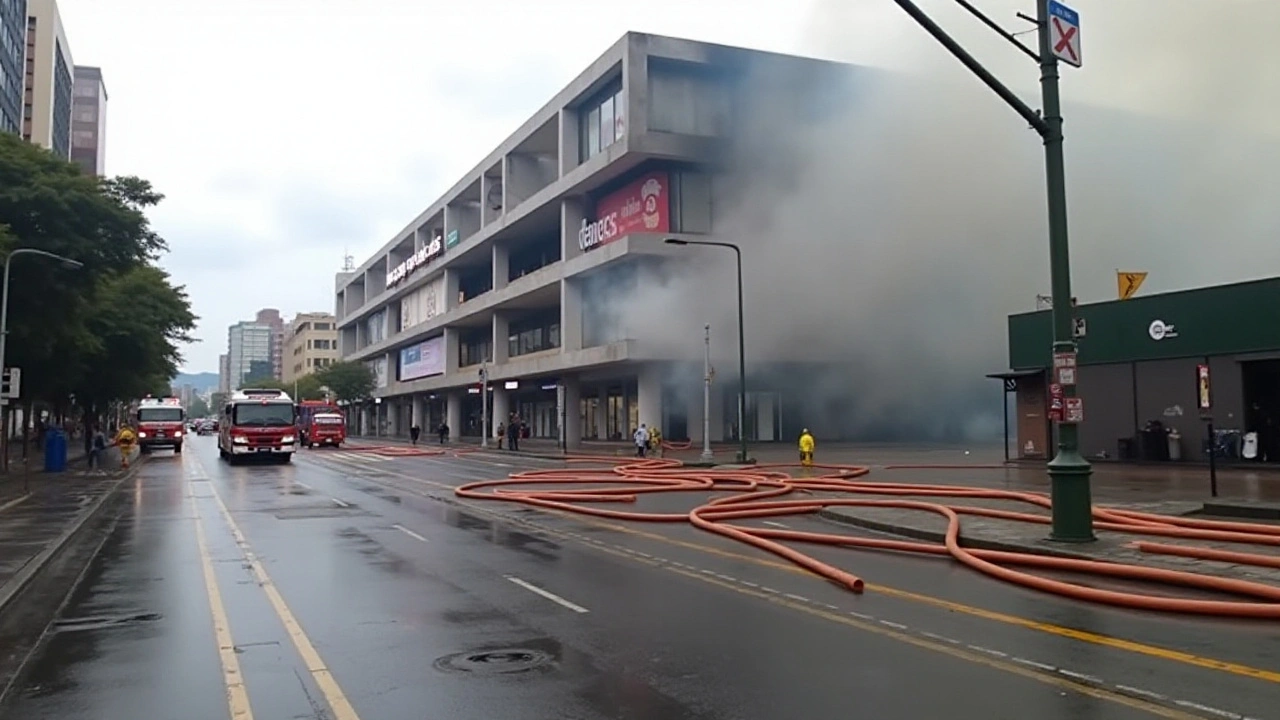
434 649 552 674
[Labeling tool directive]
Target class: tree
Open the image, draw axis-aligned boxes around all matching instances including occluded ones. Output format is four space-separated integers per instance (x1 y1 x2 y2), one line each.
188 397 210 418
240 375 328 401
315 361 376 404
210 392 229 413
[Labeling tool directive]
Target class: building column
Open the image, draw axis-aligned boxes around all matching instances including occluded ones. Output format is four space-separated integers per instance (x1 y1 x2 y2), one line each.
444 267 462 311
637 364 662 433
444 326 461 376
492 388 510 438
446 392 462 441
560 197 586 262
563 376 582 449
709 383 726 442
492 243 510 292
596 386 608 440
492 312 509 365
412 394 426 429
560 278 583 353
386 400 399 436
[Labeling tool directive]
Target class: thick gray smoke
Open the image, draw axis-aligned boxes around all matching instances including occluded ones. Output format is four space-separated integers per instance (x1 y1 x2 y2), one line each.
604 0 1280 441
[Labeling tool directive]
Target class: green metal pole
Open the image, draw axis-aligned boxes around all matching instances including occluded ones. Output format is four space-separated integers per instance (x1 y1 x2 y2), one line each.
733 245 748 464
1037 0 1094 542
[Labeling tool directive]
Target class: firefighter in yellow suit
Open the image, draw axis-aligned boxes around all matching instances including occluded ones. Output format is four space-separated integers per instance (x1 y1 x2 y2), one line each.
113 426 137 468
798 428 815 467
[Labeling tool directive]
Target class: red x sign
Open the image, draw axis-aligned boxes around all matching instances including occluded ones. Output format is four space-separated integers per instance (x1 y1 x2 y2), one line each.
1051 17 1081 67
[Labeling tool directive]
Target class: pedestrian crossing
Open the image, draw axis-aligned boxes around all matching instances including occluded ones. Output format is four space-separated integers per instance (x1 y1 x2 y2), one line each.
312 451 390 463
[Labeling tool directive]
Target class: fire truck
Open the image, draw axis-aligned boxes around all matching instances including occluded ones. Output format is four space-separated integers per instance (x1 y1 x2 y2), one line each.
135 396 186 453
218 388 299 463
296 399 343 446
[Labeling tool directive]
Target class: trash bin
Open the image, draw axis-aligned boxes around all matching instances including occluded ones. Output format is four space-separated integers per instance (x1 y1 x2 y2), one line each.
44 428 68 473
1167 429 1182 461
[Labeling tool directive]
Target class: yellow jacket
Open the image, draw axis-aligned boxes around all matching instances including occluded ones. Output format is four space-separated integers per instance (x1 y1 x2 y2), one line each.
798 432 815 453
114 427 137 445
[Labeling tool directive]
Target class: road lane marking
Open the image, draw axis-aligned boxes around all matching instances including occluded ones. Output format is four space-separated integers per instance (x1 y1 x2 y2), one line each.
505 576 589 613
194 456 363 720
295 481 313 490
188 485 254 720
0 493 31 513
299 450 1280 688
392 524 428 542
762 521 789 529
331 497 350 508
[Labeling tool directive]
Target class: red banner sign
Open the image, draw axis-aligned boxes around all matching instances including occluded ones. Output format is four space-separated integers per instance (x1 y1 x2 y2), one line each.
578 171 670 252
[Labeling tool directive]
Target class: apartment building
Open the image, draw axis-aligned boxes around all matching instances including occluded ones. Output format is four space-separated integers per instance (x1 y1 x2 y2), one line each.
70 63 104 174
336 33 851 445
22 0 71 158
283 312 339 384
0 0 25 135
217 353 230 394
255 308 284 380
227 322 272 391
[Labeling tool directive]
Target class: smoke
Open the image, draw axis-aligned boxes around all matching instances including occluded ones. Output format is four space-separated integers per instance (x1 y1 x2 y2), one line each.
598 0 1280 441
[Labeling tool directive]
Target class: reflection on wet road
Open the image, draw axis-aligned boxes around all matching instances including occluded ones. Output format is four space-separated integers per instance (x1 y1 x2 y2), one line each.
1 438 1276 720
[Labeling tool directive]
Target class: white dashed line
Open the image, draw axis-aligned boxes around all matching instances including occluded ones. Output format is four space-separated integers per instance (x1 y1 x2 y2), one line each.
331 497 351 508
1116 685 1166 701
505 576 589 613
294 481 313 490
392 524 428 542
1058 669 1102 684
1012 657 1057 672
762 521 790 529
879 620 909 630
758 586 780 594
921 632 960 644
969 645 1009 658
0 493 31 513
783 593 811 603
1173 700 1249 719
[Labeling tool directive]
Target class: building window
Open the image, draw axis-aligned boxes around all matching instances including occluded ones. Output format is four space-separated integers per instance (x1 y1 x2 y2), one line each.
507 309 561 359
579 81 623 161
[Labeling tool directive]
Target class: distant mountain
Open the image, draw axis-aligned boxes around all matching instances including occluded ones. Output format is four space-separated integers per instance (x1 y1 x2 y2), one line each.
172 372 219 393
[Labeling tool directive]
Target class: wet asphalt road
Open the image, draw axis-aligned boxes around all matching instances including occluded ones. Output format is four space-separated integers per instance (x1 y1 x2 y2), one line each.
2 438 1278 720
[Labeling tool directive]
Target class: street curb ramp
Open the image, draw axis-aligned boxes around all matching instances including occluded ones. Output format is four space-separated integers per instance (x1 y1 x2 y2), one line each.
0 457 146 705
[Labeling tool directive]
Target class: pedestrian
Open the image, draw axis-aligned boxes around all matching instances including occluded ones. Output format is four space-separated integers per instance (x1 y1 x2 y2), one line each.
634 424 650 457
409 424 421 446
437 422 449 445
88 425 108 474
649 426 664 458
113 425 137 469
509 415 521 451
798 428 815 467
496 422 506 450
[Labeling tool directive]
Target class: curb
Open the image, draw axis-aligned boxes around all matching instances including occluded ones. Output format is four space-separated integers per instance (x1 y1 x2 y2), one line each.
0 458 144 617
815 507 1097 561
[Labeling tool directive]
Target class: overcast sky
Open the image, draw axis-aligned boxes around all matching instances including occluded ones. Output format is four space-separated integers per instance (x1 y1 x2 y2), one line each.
57 0 1276 374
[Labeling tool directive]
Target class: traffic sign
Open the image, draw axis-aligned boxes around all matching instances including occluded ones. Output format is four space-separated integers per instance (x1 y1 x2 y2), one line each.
1048 0 1081 68
1117 271 1147 300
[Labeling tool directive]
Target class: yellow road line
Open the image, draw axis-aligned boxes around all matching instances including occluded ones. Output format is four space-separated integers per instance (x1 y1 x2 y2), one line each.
195 455 363 720
304 452 1280 686
187 463 254 720
0 493 31 513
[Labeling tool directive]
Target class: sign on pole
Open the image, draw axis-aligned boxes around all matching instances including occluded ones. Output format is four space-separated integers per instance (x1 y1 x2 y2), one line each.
1196 363 1213 412
1048 0 1082 68
1117 271 1147 300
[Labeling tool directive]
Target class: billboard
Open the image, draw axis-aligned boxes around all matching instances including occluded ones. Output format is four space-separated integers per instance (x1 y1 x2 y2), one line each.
578 171 670 252
399 336 445 381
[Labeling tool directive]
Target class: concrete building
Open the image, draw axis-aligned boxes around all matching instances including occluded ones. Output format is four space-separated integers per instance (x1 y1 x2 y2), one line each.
22 0 72 158
70 64 104 174
0 0 25 135
335 33 848 445
254 308 284 380
283 312 339 384
997 277 1280 466
217 353 230 394
227 322 272 391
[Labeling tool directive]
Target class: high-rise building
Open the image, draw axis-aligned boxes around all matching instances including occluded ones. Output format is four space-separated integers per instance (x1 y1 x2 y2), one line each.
70 64 104 175
22 0 72 158
227 322 272 391
217 353 230 394
0 0 26 135
254 308 284 380
283 312 339 384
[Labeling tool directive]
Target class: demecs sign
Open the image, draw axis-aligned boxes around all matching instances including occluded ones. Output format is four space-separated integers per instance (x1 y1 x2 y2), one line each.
578 171 670 252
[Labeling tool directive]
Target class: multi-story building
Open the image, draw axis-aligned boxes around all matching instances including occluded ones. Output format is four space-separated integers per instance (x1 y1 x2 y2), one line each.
217 353 230 394
283 312 339 384
254 308 284 380
227 322 272 391
22 0 71 158
335 33 849 445
0 0 26 135
70 64 104 174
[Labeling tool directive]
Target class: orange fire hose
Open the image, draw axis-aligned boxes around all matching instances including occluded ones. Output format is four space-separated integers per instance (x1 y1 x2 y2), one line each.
455 455 1280 618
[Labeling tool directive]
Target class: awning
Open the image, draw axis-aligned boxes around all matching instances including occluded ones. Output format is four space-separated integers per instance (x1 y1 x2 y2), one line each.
985 369 1045 381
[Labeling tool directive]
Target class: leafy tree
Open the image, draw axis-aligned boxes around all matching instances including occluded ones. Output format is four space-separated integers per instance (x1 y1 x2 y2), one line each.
188 396 210 418
315 361 376 404
210 392 229 413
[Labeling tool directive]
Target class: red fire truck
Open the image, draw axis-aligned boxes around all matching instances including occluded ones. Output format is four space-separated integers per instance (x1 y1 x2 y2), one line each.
296 399 343 446
135 396 186 454
218 388 299 463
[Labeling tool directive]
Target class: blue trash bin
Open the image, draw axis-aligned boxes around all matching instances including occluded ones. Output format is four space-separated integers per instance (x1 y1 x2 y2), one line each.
44 428 68 473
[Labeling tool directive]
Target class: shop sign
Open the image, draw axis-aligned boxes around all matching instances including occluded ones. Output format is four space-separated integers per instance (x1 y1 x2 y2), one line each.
1053 351 1077 386
387 234 444 288
1196 363 1212 411
1148 319 1178 341
578 171 670 252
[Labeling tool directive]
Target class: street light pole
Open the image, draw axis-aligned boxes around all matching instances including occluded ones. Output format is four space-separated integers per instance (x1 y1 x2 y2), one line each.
479 361 489 449
665 238 749 464
887 0 1093 542
701 323 714 462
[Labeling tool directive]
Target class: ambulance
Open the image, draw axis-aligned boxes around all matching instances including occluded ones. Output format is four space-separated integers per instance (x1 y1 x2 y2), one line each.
135 396 186 453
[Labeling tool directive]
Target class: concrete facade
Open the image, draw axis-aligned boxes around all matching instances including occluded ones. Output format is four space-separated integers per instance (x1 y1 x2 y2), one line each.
336 32 850 446
0 0 25 135
22 0 71 158
70 63 104 174
283 312 339 384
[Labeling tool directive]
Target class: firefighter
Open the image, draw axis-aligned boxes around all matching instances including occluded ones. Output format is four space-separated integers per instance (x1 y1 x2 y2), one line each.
113 425 138 469
648 426 664 458
798 428 815 467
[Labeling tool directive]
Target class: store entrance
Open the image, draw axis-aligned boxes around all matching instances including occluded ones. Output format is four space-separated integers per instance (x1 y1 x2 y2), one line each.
1242 359 1280 462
